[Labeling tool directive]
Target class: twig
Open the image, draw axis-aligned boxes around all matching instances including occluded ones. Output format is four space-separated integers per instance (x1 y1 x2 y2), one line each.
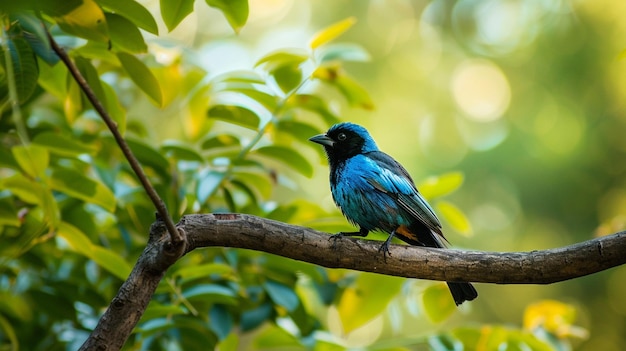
45 29 184 246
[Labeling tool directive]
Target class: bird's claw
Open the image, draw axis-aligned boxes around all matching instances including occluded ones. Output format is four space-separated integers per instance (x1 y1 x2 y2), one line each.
377 241 392 262
329 233 344 249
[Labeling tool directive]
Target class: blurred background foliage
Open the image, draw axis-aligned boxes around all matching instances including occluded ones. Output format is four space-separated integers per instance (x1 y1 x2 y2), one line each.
0 0 625 350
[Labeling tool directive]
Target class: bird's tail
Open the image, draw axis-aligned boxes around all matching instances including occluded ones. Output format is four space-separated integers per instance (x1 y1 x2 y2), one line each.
396 221 478 305
447 282 478 306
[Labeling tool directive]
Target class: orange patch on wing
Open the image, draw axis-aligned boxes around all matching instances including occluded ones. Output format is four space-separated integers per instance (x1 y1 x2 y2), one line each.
395 225 418 241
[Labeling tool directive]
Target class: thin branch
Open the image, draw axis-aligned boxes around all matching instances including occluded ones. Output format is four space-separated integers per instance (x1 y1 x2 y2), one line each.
45 30 183 246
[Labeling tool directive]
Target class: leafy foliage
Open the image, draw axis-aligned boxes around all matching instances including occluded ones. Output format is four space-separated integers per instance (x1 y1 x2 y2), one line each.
0 2 589 351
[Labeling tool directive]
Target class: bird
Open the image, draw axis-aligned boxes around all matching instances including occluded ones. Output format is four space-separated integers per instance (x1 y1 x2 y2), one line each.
309 122 478 305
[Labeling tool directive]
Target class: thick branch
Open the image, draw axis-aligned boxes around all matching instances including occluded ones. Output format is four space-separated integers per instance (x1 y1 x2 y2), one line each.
183 213 626 284
80 213 626 350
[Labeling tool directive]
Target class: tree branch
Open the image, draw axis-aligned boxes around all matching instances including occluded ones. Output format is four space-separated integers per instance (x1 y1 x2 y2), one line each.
183 213 626 284
46 30 184 246
79 213 626 350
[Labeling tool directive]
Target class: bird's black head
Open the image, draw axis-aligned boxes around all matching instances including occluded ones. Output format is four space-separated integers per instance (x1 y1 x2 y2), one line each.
309 122 379 166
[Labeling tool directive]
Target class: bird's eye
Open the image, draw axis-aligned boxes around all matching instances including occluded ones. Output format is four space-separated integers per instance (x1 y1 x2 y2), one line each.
337 133 347 141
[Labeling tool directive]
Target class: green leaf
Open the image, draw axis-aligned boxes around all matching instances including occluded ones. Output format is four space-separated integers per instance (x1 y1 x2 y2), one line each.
161 140 204 162
96 0 159 34
206 0 249 34
1 36 39 103
141 303 186 321
310 17 356 50
231 171 272 199
105 13 147 53
314 66 374 110
1 174 45 205
50 0 109 42
253 325 303 349
255 48 309 71
74 41 119 64
286 94 341 125
207 105 260 130
160 0 195 32
216 333 239 351
117 52 163 106
57 222 132 280
12 13 58 65
216 83 278 111
49 168 116 212
12 145 49 179
253 145 313 177
275 120 322 142
102 81 127 134
271 64 302 94
91 245 132 279
318 43 370 63
264 280 299 312
201 134 241 150
337 273 404 333
74 56 108 107
173 263 234 281
0 316 18 350
418 172 464 199
32 132 97 157
125 138 171 179
37 57 67 99
182 284 238 305
436 201 472 237
423 283 456 323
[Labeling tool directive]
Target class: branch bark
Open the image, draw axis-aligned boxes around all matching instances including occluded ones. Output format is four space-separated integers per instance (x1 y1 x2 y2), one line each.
80 213 626 350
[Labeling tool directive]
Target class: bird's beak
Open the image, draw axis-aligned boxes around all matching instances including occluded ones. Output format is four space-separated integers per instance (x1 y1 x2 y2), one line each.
309 134 335 147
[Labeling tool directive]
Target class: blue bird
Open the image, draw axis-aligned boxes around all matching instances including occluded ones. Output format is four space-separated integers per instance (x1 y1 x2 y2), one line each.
309 122 477 305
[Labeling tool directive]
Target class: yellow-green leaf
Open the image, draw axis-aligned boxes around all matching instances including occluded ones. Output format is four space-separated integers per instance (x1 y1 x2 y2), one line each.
207 105 260 130
436 201 472 237
1 174 45 205
255 48 309 70
58 222 131 280
160 0 194 32
206 0 249 34
52 0 109 42
418 172 464 199
12 145 49 179
422 283 456 323
337 273 403 333
310 17 357 50
314 66 374 110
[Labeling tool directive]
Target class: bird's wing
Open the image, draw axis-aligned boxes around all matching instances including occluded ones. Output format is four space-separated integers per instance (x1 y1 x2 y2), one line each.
364 151 442 234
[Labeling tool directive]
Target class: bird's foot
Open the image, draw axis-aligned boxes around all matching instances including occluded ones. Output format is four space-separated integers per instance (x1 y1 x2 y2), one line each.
377 241 392 262
377 230 397 263
328 232 345 249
